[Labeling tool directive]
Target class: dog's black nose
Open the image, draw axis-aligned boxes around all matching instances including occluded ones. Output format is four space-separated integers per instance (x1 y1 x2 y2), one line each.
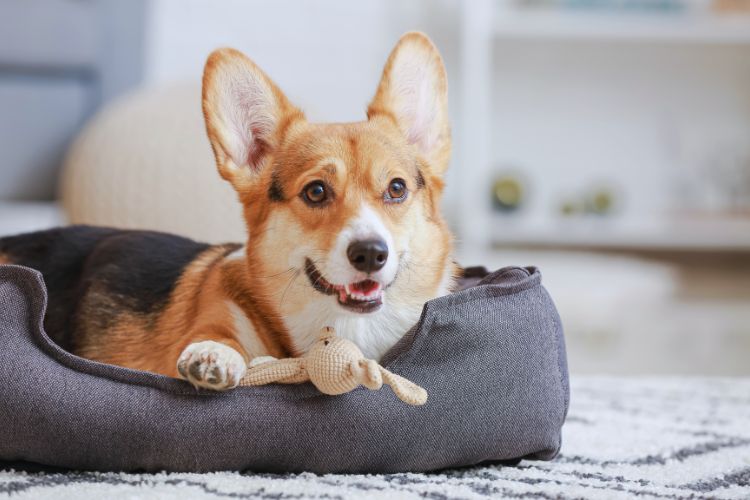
347 239 388 273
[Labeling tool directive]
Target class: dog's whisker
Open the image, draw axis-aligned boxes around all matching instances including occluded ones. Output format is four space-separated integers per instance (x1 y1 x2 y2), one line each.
278 269 302 306
255 267 298 280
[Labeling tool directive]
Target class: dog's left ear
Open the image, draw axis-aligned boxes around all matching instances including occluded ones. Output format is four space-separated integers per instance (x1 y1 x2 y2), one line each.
367 32 451 175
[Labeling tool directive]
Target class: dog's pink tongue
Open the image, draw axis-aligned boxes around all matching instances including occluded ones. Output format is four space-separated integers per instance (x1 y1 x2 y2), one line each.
350 279 380 296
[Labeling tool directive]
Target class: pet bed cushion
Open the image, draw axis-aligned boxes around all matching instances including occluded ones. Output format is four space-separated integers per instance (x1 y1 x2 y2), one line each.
0 264 568 473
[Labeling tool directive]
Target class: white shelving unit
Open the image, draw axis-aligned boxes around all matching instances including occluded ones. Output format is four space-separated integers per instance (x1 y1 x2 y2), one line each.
457 1 750 253
494 10 750 44
490 215 750 251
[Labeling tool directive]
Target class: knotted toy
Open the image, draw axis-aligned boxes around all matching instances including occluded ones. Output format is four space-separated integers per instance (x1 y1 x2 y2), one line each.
240 327 428 406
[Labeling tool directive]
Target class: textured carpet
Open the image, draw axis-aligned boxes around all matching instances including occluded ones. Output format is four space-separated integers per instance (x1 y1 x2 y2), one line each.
2 376 749 499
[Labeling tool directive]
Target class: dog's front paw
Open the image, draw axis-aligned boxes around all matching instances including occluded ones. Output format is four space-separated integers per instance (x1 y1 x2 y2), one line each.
177 341 246 391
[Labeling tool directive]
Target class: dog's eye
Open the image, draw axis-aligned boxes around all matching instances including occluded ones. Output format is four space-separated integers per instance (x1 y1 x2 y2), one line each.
302 181 328 205
385 178 407 203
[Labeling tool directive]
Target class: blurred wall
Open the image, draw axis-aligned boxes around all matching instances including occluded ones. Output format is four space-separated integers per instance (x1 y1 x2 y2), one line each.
0 0 146 201
141 0 458 122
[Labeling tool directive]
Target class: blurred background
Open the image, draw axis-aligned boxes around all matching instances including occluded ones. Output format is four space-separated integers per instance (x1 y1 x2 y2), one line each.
1 0 749 375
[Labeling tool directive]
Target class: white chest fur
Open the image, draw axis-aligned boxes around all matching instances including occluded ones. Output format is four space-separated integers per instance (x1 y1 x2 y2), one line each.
284 295 425 360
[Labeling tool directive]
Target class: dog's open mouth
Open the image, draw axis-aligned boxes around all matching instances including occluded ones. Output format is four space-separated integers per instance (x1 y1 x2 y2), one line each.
304 258 383 313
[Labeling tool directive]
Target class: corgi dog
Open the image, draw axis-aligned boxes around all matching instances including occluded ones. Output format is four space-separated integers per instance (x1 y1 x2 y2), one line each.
0 32 457 390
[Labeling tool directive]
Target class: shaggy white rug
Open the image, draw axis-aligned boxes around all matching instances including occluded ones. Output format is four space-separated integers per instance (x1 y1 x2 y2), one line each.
2 376 749 499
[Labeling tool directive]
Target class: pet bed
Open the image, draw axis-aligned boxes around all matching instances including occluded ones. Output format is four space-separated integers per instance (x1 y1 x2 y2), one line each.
0 264 568 473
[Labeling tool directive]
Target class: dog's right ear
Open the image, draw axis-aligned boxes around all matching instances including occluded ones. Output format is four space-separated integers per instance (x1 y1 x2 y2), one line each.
202 48 303 190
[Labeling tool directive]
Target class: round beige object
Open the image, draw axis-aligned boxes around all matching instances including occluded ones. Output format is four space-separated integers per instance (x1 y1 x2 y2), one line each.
60 84 247 244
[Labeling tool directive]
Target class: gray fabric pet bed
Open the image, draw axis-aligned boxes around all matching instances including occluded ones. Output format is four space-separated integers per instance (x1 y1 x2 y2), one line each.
0 264 568 474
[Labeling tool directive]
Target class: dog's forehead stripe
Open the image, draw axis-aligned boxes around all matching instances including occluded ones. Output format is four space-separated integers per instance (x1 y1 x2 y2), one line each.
349 204 391 241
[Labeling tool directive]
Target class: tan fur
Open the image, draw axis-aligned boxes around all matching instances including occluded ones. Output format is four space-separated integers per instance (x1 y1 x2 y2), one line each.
76 244 259 377
241 122 456 320
79 32 458 381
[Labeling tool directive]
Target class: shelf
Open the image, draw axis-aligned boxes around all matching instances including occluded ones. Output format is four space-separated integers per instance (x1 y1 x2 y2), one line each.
490 215 750 252
494 11 750 44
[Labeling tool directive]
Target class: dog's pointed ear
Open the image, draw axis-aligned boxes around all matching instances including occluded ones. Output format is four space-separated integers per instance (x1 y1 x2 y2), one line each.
367 32 451 175
202 48 304 190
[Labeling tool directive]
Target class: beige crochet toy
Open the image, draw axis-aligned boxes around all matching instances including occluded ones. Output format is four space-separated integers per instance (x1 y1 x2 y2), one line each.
240 327 428 406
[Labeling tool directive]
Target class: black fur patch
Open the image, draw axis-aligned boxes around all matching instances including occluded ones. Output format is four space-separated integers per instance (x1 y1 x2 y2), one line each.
268 173 285 201
416 169 426 189
0 225 211 351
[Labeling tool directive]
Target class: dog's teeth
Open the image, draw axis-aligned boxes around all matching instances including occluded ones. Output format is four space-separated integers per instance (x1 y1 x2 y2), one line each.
339 282 385 302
